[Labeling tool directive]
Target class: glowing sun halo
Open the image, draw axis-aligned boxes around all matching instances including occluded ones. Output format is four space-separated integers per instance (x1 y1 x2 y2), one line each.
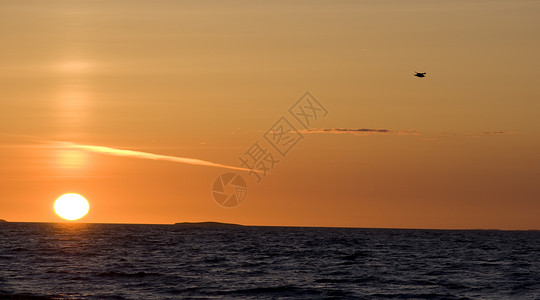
54 193 90 221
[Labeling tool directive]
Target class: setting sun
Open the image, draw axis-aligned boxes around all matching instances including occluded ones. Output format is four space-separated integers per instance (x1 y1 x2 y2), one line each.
54 193 90 221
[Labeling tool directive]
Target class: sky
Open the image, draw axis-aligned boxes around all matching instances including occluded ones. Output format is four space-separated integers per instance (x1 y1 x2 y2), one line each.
1 0 539 229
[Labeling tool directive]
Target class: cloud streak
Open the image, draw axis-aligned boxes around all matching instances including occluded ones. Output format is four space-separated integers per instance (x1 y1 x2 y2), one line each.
299 129 516 138
56 142 253 173
474 131 516 136
299 128 420 136
439 131 518 138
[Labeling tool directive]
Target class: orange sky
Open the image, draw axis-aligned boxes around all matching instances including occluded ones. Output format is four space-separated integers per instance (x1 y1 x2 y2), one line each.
1 0 539 229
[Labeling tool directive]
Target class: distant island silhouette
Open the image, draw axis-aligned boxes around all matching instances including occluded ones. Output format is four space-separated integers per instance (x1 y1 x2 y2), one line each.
174 221 242 227
0 219 7 223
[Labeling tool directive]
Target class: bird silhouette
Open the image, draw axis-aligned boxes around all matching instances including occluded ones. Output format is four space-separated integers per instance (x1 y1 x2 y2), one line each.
414 72 427 78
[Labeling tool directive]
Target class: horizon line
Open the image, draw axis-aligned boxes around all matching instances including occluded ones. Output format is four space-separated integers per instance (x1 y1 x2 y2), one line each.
1 220 538 231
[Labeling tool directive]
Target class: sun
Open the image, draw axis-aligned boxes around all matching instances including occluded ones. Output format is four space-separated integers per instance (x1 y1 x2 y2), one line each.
54 193 90 221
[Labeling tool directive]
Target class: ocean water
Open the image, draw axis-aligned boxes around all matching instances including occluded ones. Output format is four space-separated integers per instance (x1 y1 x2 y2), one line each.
0 223 539 299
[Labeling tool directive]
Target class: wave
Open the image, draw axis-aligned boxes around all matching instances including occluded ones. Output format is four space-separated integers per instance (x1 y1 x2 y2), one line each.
96 271 163 278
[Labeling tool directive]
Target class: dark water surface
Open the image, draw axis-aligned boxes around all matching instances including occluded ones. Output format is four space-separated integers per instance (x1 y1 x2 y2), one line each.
0 223 539 299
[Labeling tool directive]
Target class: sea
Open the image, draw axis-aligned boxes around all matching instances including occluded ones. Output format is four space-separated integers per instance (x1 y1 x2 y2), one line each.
0 223 539 299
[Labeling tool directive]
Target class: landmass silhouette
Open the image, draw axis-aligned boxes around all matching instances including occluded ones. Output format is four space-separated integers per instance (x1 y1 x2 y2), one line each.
174 221 242 227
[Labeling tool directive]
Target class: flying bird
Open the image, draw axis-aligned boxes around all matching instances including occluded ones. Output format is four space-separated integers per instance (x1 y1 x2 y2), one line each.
414 72 427 78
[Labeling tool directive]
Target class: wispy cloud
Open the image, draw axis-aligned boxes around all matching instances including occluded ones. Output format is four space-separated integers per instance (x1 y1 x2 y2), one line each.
299 128 420 136
299 128 517 139
439 131 518 138
465 131 518 138
56 142 254 173
474 131 516 136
